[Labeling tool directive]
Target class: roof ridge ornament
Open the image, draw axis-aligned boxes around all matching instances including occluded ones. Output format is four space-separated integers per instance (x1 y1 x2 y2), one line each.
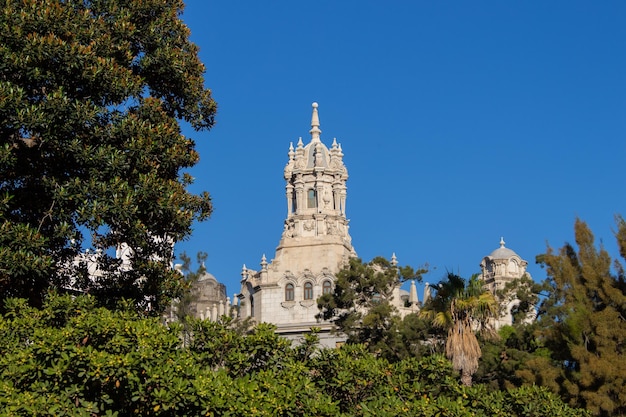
500 237 505 248
309 102 321 143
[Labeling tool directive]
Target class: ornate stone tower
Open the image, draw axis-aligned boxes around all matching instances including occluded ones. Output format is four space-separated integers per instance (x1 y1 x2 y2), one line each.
276 102 356 272
237 103 355 346
480 238 534 328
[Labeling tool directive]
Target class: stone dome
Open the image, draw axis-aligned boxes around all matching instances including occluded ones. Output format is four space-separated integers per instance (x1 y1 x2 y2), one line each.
488 238 519 260
197 271 218 283
304 140 330 168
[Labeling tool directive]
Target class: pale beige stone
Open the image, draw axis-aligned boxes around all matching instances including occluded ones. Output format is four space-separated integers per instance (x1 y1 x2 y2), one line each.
480 238 535 328
237 103 356 346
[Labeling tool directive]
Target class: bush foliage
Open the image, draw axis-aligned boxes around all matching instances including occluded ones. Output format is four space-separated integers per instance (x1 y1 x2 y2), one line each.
0 294 589 416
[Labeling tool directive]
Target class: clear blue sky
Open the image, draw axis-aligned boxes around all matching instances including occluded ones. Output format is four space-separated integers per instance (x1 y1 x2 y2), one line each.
175 0 626 298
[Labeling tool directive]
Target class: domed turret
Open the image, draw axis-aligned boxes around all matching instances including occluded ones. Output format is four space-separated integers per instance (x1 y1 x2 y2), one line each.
189 269 228 321
480 238 535 329
480 238 528 292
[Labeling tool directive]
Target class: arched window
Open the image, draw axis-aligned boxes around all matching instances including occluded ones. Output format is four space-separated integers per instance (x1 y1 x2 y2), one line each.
307 189 317 208
322 280 332 295
304 282 314 300
285 283 295 301
250 295 255 317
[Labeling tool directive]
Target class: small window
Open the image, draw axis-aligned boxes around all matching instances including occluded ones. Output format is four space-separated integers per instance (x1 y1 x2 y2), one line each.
304 282 314 300
322 280 332 295
285 283 295 301
307 189 317 208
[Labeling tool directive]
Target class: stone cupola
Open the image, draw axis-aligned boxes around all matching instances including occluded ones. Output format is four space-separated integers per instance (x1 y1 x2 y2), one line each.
480 238 535 329
480 237 528 293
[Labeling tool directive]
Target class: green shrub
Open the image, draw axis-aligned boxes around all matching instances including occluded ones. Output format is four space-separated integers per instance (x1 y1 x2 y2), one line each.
0 294 590 416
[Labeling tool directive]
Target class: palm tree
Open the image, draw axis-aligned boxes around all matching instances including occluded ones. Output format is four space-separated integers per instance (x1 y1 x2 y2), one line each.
421 273 498 386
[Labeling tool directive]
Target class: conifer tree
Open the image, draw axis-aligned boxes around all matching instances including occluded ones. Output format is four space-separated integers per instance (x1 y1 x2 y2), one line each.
0 0 216 310
526 218 626 416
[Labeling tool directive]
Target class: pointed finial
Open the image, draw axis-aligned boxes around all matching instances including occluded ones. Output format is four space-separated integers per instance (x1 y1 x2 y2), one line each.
331 137 338 149
409 280 418 305
500 237 505 248
297 137 304 148
310 102 321 142
424 283 432 302
260 254 268 271
391 252 398 266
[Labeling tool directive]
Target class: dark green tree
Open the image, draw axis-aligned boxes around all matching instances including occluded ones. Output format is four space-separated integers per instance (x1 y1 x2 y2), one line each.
474 322 548 391
317 256 427 359
474 276 544 391
420 273 498 386
0 0 216 311
522 218 626 416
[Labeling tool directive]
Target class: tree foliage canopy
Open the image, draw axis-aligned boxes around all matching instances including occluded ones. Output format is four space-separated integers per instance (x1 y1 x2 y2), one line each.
0 293 590 416
317 256 428 358
522 218 626 416
0 0 216 310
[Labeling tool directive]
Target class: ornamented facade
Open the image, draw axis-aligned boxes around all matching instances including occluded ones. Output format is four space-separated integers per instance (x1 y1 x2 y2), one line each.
72 101 536 336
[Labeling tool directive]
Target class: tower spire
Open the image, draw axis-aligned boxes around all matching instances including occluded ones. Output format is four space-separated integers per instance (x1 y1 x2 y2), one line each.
309 102 321 142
